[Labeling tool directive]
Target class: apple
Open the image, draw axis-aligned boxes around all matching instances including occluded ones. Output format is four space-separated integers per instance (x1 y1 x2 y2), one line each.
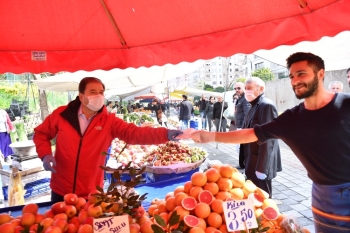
22 203 39 215
44 225 63 233
83 216 94 226
68 216 80 229
67 223 78 233
77 224 93 233
30 223 38 232
87 204 102 218
131 206 145 219
53 218 68 232
53 213 68 221
40 218 55 232
44 209 55 218
65 205 77 218
20 213 36 227
87 190 101 204
35 214 45 224
51 202 67 215
0 213 13 225
64 193 79 205
78 210 88 224
10 219 21 228
74 197 86 212
0 222 15 233
129 223 141 233
14 226 25 233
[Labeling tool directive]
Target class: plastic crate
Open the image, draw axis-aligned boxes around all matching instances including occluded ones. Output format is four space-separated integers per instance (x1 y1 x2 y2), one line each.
2 178 50 200
145 167 199 183
135 175 193 210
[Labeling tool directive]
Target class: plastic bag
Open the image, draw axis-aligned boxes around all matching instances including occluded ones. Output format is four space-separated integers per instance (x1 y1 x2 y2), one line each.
223 107 235 120
8 168 26 206
280 216 305 233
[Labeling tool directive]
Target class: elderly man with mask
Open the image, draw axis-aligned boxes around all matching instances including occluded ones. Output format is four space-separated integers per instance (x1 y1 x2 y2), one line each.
234 82 251 168
242 77 282 197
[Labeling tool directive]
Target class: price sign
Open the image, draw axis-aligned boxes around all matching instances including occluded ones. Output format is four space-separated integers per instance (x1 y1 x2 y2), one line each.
93 215 130 233
222 199 258 231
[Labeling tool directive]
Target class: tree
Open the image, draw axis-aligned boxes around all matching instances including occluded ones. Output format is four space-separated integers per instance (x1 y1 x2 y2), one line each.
251 68 274 82
214 86 225 93
204 84 214 91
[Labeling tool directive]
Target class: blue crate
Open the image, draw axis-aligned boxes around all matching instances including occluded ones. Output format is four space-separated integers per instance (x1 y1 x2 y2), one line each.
145 167 199 183
2 178 51 200
135 175 193 210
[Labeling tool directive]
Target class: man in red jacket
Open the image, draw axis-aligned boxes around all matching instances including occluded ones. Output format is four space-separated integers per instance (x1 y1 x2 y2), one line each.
34 77 182 202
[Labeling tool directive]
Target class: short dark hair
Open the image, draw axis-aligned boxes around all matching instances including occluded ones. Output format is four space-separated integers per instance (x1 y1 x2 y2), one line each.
286 52 325 74
182 94 188 100
79 77 105 94
347 68 350 73
152 98 160 104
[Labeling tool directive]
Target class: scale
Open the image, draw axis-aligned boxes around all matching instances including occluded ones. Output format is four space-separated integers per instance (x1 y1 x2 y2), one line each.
11 154 42 171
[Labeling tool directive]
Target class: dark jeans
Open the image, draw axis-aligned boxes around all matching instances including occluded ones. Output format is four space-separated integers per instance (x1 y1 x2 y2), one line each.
51 191 64 203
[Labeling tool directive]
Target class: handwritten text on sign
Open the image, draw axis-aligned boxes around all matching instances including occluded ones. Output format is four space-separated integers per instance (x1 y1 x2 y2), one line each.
93 215 130 233
222 199 258 231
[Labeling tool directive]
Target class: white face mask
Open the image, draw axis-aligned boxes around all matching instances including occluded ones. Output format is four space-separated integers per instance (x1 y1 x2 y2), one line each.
244 90 258 102
84 94 104 111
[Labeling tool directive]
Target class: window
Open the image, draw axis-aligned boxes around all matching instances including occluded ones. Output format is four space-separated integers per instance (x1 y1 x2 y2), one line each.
220 81 222 84
212 69 216 72
278 72 287 79
229 75 233 79
229 69 232 72
212 75 216 79
219 75 222 79
211 62 216 66
255 62 264 69
213 81 217 85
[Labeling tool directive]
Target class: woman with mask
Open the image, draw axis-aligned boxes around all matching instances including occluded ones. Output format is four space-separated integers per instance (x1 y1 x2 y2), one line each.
33 77 182 202
204 96 215 132
0 109 15 161
151 98 168 128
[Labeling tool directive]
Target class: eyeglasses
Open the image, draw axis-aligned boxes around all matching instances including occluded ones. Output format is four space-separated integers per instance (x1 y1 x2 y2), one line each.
234 87 241 90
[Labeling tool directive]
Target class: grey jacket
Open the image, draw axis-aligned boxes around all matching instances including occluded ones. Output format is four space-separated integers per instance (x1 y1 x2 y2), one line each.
179 100 193 120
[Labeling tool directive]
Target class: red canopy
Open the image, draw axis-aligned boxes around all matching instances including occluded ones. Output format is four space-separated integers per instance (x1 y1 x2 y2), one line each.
1 0 350 74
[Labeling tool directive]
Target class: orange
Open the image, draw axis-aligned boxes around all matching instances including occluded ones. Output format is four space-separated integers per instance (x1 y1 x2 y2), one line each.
140 220 153 233
174 192 188 206
219 164 235 178
165 197 176 212
219 224 228 233
184 181 193 194
165 192 174 200
229 188 244 200
159 212 169 224
210 164 221 171
205 226 220 233
174 186 185 196
207 212 222 228
189 226 205 233
205 168 220 182
157 201 167 213
173 206 189 220
153 209 159 216
203 182 219 195
137 215 150 226
191 172 207 187
190 186 203 200
215 191 231 201
210 199 223 214
216 177 233 191
197 218 206 230
194 203 210 219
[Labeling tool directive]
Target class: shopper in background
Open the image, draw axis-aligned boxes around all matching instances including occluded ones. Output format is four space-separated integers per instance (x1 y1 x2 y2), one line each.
347 68 350 87
328 81 343 93
151 98 168 128
228 93 239 131
179 94 193 129
196 95 208 130
34 77 182 202
234 82 251 169
204 96 215 132
0 109 15 161
191 52 350 232
242 77 281 197
106 101 116 113
213 96 228 132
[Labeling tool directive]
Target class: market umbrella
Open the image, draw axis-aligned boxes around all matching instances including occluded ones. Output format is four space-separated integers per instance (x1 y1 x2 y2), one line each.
1 0 350 74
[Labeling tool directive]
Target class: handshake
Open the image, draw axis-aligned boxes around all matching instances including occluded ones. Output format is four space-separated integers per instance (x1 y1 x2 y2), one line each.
174 128 216 143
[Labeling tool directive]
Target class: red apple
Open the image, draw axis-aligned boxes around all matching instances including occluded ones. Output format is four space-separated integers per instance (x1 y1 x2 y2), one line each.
87 204 102 218
51 202 67 215
64 193 79 205
65 205 77 219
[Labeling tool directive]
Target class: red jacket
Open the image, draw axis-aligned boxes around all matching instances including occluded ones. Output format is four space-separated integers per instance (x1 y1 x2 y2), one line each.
34 97 169 198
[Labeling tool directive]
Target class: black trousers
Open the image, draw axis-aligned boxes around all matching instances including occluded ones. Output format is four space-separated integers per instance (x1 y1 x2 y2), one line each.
239 144 245 168
51 191 64 203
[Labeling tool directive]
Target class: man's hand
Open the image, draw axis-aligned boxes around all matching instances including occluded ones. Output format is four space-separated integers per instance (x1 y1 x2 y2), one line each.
255 171 267 180
191 130 215 143
167 130 183 141
42 154 57 173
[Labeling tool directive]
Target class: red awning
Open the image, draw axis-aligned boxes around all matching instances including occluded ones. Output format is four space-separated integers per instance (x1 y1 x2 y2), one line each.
1 0 349 74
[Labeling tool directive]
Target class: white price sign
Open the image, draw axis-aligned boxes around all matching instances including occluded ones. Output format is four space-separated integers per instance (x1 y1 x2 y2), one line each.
222 199 258 231
93 215 130 233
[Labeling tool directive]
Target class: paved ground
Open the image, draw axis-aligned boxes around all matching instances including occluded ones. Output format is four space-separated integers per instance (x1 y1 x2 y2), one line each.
192 139 315 233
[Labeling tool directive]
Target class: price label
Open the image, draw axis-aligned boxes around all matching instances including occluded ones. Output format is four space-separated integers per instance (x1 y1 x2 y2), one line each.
93 215 130 233
31 51 47 61
222 199 258 231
